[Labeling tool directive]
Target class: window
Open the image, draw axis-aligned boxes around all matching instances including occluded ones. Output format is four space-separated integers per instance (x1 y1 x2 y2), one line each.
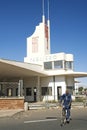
26 88 32 96
65 61 73 70
49 87 52 95
16 88 18 96
41 87 52 96
32 37 38 53
54 60 63 69
0 84 4 96
7 88 12 96
44 62 52 70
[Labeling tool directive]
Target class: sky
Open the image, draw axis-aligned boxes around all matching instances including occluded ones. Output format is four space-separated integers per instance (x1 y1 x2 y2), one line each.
0 0 87 86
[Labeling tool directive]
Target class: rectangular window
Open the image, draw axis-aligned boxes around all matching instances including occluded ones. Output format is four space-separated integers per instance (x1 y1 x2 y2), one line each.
26 88 32 96
65 61 73 70
41 87 52 96
54 60 63 69
49 87 52 95
44 62 52 70
7 88 12 96
32 37 38 53
0 84 4 96
16 88 18 96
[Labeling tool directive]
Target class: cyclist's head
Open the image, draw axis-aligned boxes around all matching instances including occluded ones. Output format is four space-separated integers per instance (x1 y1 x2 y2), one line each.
66 89 69 95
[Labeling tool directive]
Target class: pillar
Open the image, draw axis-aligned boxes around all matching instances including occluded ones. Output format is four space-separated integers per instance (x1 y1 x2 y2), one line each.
18 80 23 97
36 76 41 102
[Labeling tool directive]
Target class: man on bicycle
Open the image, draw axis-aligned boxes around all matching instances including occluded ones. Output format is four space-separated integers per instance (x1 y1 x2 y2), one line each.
60 89 72 123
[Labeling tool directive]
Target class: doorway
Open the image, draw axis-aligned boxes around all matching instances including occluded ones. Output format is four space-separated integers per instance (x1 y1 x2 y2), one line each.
57 86 62 100
34 87 37 102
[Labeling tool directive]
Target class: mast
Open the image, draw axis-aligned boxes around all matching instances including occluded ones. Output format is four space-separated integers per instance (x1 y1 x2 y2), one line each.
42 0 45 23
48 0 49 21
47 0 50 53
42 0 50 54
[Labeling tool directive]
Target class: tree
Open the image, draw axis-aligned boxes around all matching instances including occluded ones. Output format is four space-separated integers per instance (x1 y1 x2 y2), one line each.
78 87 83 91
78 87 84 94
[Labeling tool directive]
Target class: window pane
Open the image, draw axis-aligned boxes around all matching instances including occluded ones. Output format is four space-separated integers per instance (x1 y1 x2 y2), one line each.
41 87 52 96
42 87 47 95
54 60 63 69
65 61 73 69
48 87 52 95
16 88 18 96
26 88 32 96
7 88 12 96
44 62 52 69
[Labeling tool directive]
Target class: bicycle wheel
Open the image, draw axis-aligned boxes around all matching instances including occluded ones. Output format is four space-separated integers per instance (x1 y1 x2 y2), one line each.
60 108 66 126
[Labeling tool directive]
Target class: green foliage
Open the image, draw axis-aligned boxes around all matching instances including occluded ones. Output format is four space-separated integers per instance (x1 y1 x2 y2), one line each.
78 87 83 92
75 98 84 102
75 96 86 102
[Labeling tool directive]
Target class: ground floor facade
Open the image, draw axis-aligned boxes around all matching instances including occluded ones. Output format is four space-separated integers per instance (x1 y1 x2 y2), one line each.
0 75 74 103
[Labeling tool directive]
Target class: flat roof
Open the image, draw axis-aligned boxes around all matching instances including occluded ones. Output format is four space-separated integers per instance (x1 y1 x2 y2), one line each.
0 59 46 79
0 59 87 79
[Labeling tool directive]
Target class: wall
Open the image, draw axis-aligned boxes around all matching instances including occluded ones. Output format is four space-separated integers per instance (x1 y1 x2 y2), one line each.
40 76 66 101
0 98 24 110
24 77 37 102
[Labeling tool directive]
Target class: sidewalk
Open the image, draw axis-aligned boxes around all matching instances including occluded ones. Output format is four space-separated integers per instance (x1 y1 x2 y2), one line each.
0 102 86 118
28 101 85 109
0 109 23 118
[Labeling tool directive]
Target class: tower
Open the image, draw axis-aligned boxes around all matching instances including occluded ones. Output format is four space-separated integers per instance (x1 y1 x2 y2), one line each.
24 0 51 65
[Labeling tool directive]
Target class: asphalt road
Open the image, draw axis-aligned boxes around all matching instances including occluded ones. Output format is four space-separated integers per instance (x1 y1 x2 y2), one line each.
0 107 87 130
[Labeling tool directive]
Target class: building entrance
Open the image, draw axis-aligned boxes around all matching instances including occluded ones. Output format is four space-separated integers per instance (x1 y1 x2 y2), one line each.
57 86 62 100
34 87 37 102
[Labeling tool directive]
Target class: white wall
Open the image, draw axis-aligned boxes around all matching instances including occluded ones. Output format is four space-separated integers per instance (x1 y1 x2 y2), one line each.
40 76 66 101
23 75 74 102
66 77 74 86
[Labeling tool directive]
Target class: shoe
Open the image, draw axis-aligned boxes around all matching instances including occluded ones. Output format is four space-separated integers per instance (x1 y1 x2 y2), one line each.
69 116 72 120
66 119 70 123
64 119 66 124
70 117 72 120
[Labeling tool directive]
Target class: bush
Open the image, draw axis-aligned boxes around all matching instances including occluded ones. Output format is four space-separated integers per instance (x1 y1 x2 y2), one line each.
75 97 85 102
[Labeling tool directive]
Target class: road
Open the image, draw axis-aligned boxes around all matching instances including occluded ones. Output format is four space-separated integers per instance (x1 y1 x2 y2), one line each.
0 107 87 130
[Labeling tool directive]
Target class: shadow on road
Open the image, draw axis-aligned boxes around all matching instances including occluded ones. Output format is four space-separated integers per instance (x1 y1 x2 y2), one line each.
46 117 57 119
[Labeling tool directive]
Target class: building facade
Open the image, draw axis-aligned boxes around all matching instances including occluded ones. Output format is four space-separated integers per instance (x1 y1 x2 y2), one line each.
0 4 87 108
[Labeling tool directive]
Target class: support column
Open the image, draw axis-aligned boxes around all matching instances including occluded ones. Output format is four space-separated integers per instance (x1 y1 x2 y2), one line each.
18 80 23 97
53 76 55 101
20 80 23 97
18 81 21 97
36 76 41 102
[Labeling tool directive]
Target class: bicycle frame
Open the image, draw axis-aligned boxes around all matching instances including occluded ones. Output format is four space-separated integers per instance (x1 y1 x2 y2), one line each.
60 107 67 126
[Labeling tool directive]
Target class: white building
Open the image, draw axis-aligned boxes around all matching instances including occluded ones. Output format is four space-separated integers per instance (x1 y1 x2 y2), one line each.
0 3 87 103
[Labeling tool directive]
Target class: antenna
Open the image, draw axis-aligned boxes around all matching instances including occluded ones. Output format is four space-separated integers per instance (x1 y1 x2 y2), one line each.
47 0 51 53
48 0 49 20
42 0 45 23
42 0 45 16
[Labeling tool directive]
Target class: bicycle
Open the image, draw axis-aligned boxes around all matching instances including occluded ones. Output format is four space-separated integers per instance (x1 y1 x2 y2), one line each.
60 106 67 126
60 104 72 126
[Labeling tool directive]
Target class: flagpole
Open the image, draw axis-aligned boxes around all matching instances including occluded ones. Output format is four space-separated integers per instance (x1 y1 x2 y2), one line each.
42 0 44 16
48 0 49 20
42 0 45 23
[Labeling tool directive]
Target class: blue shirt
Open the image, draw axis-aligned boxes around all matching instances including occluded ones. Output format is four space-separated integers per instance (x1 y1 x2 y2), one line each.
60 93 72 108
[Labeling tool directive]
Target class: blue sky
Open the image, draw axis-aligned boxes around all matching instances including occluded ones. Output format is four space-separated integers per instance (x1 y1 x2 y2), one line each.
0 0 87 86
